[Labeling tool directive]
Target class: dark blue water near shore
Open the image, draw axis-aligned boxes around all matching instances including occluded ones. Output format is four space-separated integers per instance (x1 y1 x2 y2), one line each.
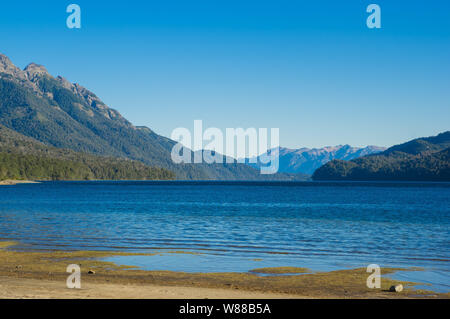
0 181 449 291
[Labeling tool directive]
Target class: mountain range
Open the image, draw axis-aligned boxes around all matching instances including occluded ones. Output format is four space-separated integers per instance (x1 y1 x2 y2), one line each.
2 53 447 182
313 131 450 181
245 145 385 175
0 53 303 181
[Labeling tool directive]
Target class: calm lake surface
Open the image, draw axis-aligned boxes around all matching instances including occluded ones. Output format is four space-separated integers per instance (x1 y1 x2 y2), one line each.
0 181 449 292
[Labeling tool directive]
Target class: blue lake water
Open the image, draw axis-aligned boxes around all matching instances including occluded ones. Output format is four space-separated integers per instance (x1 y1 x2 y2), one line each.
0 181 449 292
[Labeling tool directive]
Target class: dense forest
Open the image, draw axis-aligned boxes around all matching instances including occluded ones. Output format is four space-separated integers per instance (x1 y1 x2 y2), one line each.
0 124 175 181
313 132 450 181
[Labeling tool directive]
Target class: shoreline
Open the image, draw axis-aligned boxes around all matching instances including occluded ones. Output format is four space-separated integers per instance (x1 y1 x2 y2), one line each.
1 180 449 186
0 241 447 299
0 180 40 186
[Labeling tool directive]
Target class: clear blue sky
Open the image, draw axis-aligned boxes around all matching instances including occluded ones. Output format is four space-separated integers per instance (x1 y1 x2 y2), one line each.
1 0 449 148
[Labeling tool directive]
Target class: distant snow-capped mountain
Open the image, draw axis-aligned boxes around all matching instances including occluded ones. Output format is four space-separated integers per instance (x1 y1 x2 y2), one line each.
246 145 386 175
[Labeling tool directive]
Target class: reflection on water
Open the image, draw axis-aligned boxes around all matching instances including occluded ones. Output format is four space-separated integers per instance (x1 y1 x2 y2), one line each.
0 181 449 292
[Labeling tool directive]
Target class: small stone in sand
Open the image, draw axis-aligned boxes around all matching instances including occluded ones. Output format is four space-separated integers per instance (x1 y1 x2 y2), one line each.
389 284 403 292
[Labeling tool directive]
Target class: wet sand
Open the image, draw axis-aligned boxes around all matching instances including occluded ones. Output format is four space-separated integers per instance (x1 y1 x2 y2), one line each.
0 241 447 299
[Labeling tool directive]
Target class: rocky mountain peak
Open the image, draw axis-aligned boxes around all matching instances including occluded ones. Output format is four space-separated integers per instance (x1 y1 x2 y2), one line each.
24 63 49 78
0 53 14 70
0 53 19 74
0 53 29 82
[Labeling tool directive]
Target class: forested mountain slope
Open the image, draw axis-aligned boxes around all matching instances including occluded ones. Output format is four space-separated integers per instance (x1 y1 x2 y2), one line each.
0 53 300 180
0 124 175 181
313 132 450 181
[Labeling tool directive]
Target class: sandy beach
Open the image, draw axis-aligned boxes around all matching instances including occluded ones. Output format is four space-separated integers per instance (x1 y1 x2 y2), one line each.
0 241 447 299
0 276 303 299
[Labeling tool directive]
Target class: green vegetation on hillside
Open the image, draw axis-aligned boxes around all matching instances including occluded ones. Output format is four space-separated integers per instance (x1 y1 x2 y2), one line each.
0 152 175 181
0 124 175 181
313 132 450 181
